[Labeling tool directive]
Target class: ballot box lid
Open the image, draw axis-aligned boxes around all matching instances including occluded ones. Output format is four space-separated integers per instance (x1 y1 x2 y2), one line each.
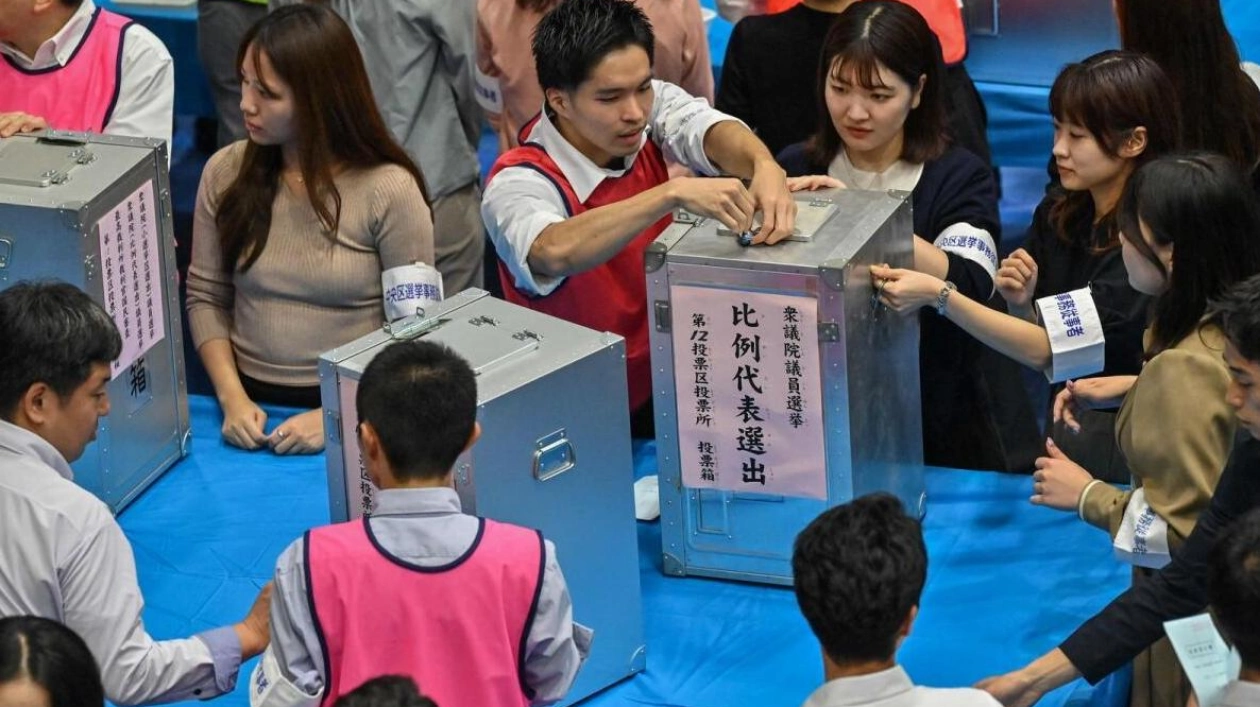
0 131 168 210
645 188 911 277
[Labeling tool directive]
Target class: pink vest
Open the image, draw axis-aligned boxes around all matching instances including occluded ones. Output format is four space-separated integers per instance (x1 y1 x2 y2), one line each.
488 116 672 412
306 517 545 707
0 7 132 132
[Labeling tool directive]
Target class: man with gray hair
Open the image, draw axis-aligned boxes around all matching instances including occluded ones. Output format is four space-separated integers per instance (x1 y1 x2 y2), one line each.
0 280 271 705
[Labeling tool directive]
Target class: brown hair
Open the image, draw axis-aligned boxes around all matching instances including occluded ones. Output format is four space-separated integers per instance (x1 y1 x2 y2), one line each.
1115 0 1260 174
1047 50 1181 253
215 4 429 271
805 1 948 170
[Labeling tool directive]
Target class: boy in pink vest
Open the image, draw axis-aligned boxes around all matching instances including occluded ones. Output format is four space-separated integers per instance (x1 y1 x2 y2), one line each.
481 0 800 436
0 0 173 147
250 340 591 707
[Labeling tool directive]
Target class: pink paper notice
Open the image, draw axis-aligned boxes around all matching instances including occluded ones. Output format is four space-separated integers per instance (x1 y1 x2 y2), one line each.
671 285 827 500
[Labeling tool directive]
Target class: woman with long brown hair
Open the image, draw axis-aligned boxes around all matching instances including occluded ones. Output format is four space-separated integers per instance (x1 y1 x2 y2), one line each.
187 4 435 454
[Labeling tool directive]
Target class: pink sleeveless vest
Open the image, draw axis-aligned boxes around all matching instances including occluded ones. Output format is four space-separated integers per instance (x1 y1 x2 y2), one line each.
0 7 132 133
306 517 545 707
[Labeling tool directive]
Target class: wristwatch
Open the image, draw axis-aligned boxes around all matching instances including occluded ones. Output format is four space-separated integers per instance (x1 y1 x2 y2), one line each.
935 281 957 316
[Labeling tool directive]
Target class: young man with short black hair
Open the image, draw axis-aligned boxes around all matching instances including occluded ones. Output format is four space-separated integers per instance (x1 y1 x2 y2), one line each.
0 280 270 705
482 0 801 432
1206 508 1260 706
793 493 1000 707
252 340 589 707
0 0 173 145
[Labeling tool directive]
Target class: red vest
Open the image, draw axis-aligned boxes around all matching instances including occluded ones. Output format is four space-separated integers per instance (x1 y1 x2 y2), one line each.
306 518 544 707
0 7 132 132
487 126 671 412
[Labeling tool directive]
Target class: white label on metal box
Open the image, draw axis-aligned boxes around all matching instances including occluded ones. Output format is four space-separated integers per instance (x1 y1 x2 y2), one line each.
98 180 165 379
338 377 377 519
671 285 827 500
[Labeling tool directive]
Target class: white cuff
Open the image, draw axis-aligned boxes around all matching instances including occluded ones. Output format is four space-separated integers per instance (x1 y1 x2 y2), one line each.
1036 287 1106 383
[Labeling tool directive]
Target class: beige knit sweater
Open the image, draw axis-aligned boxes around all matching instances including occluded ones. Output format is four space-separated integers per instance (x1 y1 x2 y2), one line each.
186 141 435 387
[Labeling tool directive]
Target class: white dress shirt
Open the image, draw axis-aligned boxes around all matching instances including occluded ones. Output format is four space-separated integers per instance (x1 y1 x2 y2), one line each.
252 486 593 707
801 666 1002 707
0 0 174 149
480 79 736 296
0 419 241 705
1219 680 1260 707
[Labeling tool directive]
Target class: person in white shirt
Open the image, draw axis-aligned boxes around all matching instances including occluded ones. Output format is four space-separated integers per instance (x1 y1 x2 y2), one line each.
0 0 173 148
1204 508 1260 707
793 494 1001 707
0 281 270 705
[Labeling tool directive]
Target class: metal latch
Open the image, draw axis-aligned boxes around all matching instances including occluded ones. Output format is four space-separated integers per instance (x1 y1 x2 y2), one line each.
818 322 840 342
654 300 671 332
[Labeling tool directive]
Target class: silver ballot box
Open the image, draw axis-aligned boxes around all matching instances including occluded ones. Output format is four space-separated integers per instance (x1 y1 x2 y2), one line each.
646 189 925 585
319 289 646 705
0 132 190 512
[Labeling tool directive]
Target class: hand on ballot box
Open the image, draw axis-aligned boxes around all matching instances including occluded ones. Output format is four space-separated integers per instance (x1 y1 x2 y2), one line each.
0 111 48 138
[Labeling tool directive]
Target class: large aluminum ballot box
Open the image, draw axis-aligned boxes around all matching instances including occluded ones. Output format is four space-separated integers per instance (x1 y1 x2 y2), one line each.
0 132 190 512
646 188 925 585
319 289 646 705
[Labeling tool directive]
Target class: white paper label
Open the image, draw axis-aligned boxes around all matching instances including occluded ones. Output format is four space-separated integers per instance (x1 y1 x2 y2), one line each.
382 262 443 322
671 286 828 500
1037 287 1106 383
934 222 999 284
1164 613 1237 707
98 180 165 379
1113 487 1172 568
474 65 504 114
338 377 376 520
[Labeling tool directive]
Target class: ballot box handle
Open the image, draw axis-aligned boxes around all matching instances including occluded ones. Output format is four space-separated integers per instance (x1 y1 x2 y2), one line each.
532 429 576 482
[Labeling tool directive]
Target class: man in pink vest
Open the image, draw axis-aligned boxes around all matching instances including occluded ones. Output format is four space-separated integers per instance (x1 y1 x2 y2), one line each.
250 340 591 707
481 0 797 437
0 0 173 147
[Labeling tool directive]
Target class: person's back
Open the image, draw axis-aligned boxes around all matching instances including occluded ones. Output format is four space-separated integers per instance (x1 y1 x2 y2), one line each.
252 340 590 707
1205 508 1260 706
793 494 1000 707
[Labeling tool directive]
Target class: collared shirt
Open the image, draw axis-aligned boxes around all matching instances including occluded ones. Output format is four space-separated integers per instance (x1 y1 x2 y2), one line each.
255 487 592 707
0 419 241 704
1219 680 1260 707
0 0 174 148
801 666 1002 707
481 79 735 296
271 0 480 199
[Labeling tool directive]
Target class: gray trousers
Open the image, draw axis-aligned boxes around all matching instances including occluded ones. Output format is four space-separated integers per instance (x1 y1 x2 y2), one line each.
431 182 486 296
197 0 267 147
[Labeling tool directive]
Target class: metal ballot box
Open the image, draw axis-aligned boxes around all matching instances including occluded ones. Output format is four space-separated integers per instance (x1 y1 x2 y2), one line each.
0 132 190 512
319 289 646 705
646 189 925 585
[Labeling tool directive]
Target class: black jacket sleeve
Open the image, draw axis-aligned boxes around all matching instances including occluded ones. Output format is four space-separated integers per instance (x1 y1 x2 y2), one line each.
920 150 1001 301
1059 437 1260 682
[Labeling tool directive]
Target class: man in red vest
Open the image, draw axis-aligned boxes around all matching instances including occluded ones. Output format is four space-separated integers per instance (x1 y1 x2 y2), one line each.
0 0 173 146
481 0 796 436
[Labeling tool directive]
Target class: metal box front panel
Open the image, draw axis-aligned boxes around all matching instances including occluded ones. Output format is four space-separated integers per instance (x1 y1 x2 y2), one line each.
320 291 646 703
0 133 189 512
649 190 924 585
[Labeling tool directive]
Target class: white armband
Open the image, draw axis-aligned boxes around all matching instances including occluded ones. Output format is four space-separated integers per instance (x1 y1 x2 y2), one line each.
382 262 444 322
474 65 504 114
1113 487 1172 569
933 223 998 292
1036 287 1105 383
250 649 320 707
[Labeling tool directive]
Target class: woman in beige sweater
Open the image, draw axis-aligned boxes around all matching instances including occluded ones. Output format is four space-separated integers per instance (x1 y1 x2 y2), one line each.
186 5 434 455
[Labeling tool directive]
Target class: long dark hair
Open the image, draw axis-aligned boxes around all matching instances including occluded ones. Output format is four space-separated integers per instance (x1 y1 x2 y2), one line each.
1047 50 1181 253
0 617 104 707
1118 153 1260 358
216 4 429 272
805 0 948 169
1116 0 1260 174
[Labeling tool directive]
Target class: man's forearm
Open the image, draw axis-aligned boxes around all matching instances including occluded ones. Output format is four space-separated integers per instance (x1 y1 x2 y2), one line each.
702 120 778 178
527 183 676 277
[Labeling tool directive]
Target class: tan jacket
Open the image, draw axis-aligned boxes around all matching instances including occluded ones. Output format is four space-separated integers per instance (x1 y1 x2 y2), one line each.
1082 324 1235 546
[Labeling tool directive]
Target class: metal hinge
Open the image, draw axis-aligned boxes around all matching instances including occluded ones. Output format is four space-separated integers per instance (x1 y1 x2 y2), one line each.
654 300 671 332
818 322 840 342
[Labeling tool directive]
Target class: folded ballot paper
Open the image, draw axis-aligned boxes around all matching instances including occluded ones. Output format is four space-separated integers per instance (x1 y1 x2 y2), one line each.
1164 613 1241 707
1036 287 1106 383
